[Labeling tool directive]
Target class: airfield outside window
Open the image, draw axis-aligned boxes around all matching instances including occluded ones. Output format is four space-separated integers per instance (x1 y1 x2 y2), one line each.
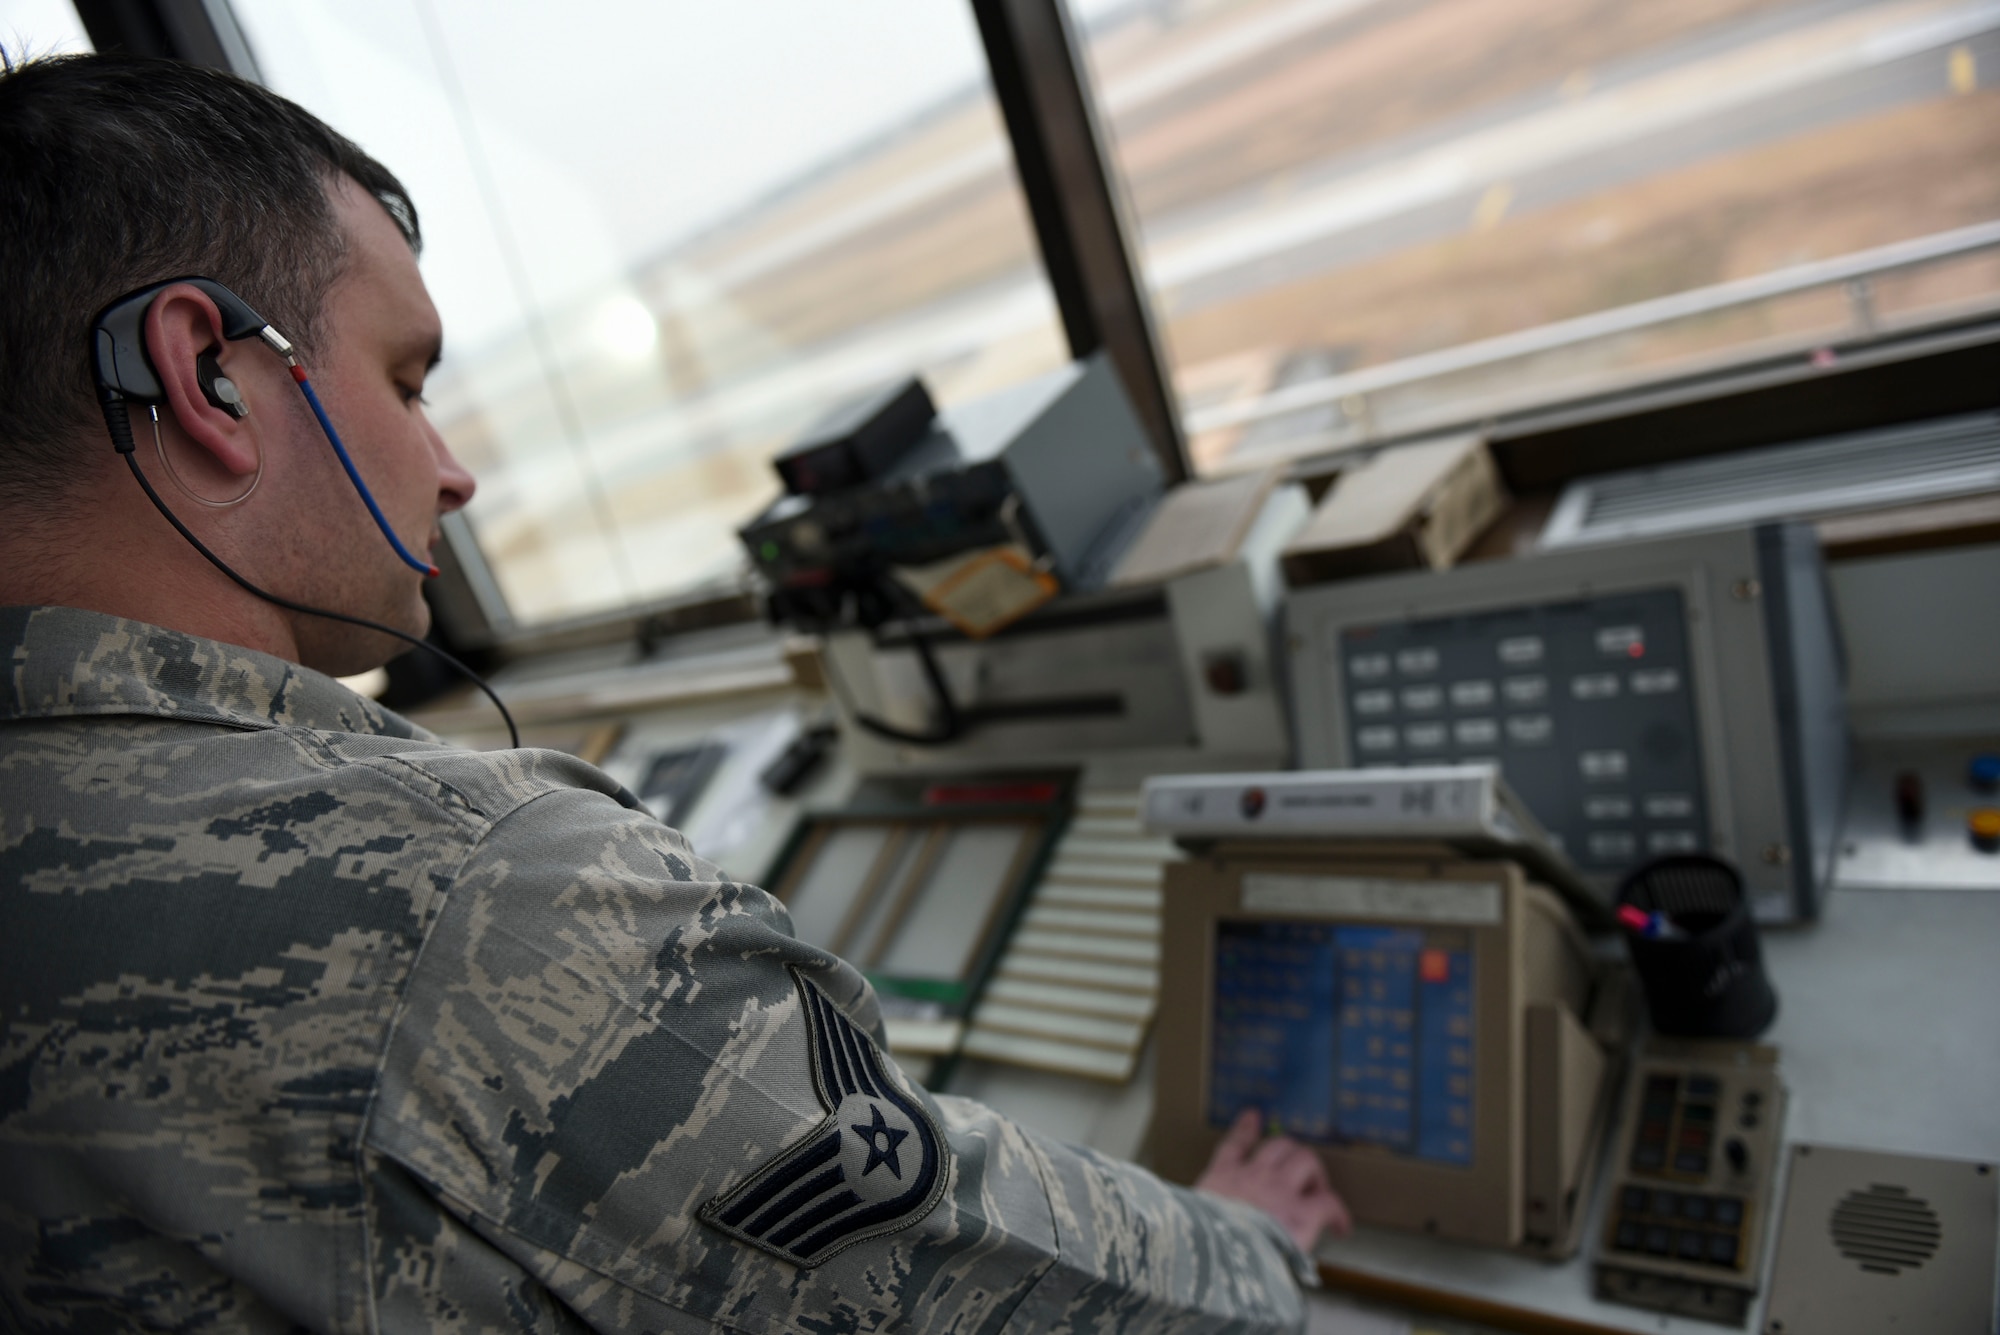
1064 0 2000 472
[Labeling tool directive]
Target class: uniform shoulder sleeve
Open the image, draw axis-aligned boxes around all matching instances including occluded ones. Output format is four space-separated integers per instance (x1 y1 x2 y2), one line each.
365 776 1304 1333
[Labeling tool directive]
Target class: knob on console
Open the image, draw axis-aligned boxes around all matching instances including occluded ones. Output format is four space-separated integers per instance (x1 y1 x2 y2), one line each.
1970 808 2000 855
1970 753 2000 795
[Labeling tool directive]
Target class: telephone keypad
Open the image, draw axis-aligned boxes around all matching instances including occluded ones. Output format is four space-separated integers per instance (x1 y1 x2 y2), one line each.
1608 1189 1747 1272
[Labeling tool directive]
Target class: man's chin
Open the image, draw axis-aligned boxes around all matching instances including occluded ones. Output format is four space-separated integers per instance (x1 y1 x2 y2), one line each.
299 592 432 678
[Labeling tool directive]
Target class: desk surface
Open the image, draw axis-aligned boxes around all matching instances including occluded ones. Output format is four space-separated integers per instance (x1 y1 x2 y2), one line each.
1300 884 2000 1334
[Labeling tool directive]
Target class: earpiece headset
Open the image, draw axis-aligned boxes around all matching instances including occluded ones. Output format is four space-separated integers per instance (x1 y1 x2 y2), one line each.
91 275 519 746
195 348 247 419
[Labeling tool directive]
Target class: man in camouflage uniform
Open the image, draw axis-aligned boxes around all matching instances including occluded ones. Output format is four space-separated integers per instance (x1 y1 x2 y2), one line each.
0 54 1348 1333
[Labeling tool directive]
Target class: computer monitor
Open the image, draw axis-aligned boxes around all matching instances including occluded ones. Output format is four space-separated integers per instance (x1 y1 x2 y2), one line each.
1154 848 1621 1257
1210 919 1474 1165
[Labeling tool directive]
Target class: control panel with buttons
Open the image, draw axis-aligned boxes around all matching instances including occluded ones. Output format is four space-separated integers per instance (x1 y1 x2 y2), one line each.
1288 523 1849 921
1594 1042 1786 1326
1333 588 1709 881
1835 738 2000 891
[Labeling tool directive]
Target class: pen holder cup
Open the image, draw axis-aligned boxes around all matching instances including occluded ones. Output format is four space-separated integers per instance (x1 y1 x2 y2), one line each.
1617 854 1777 1039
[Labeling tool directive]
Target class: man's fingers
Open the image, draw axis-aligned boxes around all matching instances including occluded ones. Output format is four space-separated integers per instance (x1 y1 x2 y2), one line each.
1282 1189 1353 1254
1198 1114 1357 1252
1213 1107 1263 1166
1249 1131 1311 1173
1295 1147 1336 1197
1276 1144 1324 1194
1317 1187 1354 1238
1324 1201 1353 1238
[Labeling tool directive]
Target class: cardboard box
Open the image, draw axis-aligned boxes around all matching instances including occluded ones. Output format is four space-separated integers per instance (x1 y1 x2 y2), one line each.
1108 466 1284 588
1281 434 1508 586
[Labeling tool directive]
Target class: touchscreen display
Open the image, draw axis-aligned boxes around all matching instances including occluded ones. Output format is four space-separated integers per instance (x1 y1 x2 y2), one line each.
1210 920 1474 1165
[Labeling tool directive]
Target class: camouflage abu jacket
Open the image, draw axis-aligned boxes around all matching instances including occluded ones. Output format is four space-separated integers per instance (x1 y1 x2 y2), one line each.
0 605 1309 1334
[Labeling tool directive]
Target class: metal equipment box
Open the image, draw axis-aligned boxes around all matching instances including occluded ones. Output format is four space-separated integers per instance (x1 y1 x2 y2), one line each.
1286 523 1846 921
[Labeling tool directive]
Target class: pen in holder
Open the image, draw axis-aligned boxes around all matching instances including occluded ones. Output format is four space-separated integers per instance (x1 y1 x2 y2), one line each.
1616 854 1777 1038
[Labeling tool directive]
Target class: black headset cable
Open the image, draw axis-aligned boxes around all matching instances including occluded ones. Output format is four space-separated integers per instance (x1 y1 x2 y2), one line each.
107 401 520 747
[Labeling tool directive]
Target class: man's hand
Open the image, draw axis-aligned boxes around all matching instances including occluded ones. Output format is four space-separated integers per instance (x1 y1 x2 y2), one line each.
1194 1108 1353 1255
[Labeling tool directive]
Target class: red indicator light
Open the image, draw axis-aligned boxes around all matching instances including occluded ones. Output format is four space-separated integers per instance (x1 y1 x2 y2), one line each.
922 782 1060 805
1420 949 1450 983
1628 642 1645 658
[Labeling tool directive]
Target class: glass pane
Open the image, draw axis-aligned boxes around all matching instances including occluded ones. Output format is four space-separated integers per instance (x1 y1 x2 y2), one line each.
781 824 896 950
1069 0 2000 470
842 829 929 964
235 1 1067 626
876 821 1033 981
0 0 93 56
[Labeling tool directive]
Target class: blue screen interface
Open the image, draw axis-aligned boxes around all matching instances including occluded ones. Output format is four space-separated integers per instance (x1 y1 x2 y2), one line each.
1210 920 1475 1166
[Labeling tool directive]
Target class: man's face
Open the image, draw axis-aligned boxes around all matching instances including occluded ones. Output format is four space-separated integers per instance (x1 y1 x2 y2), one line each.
276 179 474 675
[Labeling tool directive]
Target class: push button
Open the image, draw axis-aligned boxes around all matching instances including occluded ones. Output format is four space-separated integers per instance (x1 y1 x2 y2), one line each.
1350 653 1390 680
1400 684 1443 712
1450 679 1495 708
1615 1219 1643 1251
1643 1225 1672 1256
1707 1231 1739 1267
1676 1229 1705 1261
1971 753 2000 795
1970 808 2000 855
1713 1196 1744 1227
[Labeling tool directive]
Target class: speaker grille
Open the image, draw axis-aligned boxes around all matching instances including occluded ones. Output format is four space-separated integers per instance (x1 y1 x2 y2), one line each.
1828 1184 1942 1275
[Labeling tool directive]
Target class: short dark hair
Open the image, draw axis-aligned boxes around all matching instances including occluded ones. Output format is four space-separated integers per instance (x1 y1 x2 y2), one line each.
0 52 420 504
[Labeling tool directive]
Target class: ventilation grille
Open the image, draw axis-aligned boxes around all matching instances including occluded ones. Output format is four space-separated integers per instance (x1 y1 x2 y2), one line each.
1829 1184 1942 1275
1622 857 1740 916
1540 411 2000 549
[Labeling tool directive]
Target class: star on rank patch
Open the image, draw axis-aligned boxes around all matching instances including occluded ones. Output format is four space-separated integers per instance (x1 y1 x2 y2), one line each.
700 969 950 1268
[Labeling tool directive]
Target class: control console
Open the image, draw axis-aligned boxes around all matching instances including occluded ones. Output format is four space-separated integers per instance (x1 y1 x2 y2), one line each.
1593 1041 1786 1325
1287 522 1846 921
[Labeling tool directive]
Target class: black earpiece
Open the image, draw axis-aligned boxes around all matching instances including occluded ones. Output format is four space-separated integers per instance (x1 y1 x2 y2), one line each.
196 347 249 419
91 276 271 407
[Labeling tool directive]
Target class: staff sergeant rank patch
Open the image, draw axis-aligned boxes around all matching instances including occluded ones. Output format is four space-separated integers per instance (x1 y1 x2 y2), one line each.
700 969 951 1268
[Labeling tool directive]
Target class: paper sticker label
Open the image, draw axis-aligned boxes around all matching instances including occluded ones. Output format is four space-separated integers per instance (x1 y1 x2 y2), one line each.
1241 874 1502 925
915 546 1057 638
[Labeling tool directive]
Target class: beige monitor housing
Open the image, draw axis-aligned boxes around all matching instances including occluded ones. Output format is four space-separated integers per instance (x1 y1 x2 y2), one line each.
1154 844 1631 1258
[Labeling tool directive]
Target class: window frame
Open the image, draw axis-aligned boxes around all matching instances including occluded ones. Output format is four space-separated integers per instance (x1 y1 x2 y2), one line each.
71 0 2000 660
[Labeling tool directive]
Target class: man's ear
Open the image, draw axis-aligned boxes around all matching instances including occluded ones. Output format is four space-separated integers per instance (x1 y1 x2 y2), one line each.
143 284 262 478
